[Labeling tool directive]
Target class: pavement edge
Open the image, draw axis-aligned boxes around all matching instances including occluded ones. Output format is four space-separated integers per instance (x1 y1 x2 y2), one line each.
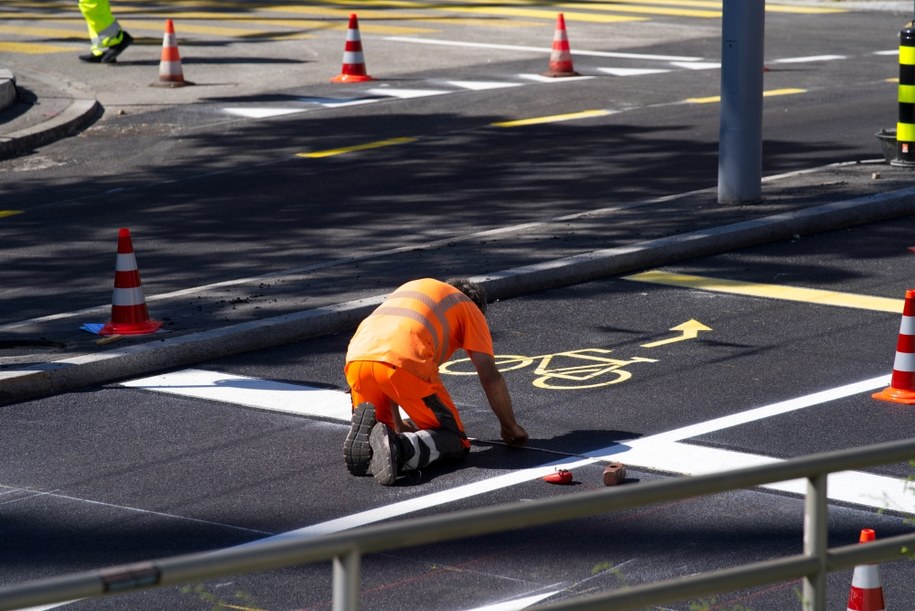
3 185 915 406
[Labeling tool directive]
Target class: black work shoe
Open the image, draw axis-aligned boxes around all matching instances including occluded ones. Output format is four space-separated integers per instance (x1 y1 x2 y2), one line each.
343 402 376 476
100 31 133 64
78 52 104 63
369 423 402 486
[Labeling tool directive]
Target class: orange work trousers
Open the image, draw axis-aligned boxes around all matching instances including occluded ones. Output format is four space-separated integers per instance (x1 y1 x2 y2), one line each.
344 360 470 450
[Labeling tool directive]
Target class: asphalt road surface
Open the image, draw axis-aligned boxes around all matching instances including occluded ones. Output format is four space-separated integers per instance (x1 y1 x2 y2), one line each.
2 2 914 610
4 216 915 610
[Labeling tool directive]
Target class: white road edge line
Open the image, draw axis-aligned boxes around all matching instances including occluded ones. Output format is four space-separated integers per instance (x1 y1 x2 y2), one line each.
119 369 910 548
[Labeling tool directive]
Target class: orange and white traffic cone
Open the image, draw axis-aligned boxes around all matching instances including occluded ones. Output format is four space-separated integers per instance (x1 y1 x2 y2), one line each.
331 14 373 83
846 529 886 611
99 228 162 336
873 289 915 404
153 19 191 87
542 14 580 77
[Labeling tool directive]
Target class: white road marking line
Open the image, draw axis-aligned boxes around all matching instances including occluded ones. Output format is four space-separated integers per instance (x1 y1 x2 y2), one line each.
365 87 452 99
517 73 594 83
443 80 525 90
120 368 352 420
772 54 846 63
467 590 563 611
222 107 306 119
120 369 911 546
598 67 671 76
670 60 721 70
383 36 703 62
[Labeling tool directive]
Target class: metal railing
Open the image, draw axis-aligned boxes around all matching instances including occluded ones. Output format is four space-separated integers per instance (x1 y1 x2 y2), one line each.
2 437 915 611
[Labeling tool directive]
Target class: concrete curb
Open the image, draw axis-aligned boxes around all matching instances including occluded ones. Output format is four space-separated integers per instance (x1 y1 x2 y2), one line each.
3 184 915 406
0 69 16 112
0 68 100 160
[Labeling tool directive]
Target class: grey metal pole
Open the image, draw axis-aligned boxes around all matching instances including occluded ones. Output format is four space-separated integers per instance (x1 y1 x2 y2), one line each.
718 0 766 204
332 550 361 611
802 474 828 611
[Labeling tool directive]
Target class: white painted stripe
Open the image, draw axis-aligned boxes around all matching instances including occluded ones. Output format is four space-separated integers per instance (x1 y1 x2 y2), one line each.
517 73 594 83
222 107 306 119
892 350 915 372
364 87 452 99
121 370 910 546
383 36 703 62
121 369 352 419
598 67 670 77
875 49 899 56
640 375 889 443
467 590 562 611
772 55 846 63
444 80 524 91
670 61 721 70
296 96 379 108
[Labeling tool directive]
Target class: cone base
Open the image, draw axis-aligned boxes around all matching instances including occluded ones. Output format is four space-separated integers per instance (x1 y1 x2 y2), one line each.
331 73 374 83
99 320 163 336
872 386 915 405
150 78 193 88
541 70 582 78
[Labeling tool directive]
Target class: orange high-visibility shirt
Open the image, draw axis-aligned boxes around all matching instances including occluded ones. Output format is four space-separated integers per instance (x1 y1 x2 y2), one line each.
345 278 494 382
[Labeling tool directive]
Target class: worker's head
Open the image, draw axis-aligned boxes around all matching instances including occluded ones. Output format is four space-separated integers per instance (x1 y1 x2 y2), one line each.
447 278 487 314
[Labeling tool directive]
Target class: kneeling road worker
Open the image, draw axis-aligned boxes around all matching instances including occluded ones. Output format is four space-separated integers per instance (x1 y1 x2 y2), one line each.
343 278 528 485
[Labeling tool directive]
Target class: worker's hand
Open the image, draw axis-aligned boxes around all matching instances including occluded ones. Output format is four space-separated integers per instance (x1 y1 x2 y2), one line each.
501 423 529 446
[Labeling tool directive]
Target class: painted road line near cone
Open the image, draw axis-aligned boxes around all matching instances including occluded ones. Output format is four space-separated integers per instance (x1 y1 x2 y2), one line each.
188 372 906 544
120 369 910 517
382 37 703 62
491 109 614 128
686 88 806 104
4 182 915 405
624 271 906 313
120 368 352 419
296 136 416 158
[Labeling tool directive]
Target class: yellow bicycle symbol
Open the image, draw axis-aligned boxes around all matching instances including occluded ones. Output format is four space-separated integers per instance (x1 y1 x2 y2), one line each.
440 348 657 390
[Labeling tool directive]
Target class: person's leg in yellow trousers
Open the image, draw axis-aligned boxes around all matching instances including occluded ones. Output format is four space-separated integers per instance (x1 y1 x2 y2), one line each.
77 0 133 63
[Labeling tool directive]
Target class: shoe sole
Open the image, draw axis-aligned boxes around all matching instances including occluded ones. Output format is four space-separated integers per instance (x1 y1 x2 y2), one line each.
343 402 376 476
369 423 398 486
100 33 133 64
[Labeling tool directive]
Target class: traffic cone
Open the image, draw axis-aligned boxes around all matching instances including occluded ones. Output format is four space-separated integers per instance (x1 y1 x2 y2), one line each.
153 19 191 87
846 529 885 611
99 228 162 336
331 14 373 83
542 14 580 77
872 289 915 404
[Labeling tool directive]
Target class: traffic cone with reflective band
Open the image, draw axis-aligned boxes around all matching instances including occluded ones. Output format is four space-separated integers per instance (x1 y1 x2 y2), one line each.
872 289 915 404
846 529 885 611
99 228 162 336
331 14 373 83
153 19 191 87
542 14 580 77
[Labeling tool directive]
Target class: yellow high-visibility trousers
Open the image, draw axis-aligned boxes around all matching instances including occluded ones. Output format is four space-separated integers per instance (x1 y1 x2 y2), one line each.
78 0 123 55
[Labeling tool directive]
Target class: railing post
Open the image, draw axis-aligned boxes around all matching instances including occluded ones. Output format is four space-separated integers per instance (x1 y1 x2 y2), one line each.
802 474 828 611
332 549 361 611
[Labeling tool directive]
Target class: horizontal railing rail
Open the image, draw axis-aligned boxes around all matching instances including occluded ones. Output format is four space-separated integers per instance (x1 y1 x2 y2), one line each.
1 437 914 611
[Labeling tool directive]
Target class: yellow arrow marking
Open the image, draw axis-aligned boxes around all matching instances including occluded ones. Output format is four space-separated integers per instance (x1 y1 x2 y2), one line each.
641 319 711 348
